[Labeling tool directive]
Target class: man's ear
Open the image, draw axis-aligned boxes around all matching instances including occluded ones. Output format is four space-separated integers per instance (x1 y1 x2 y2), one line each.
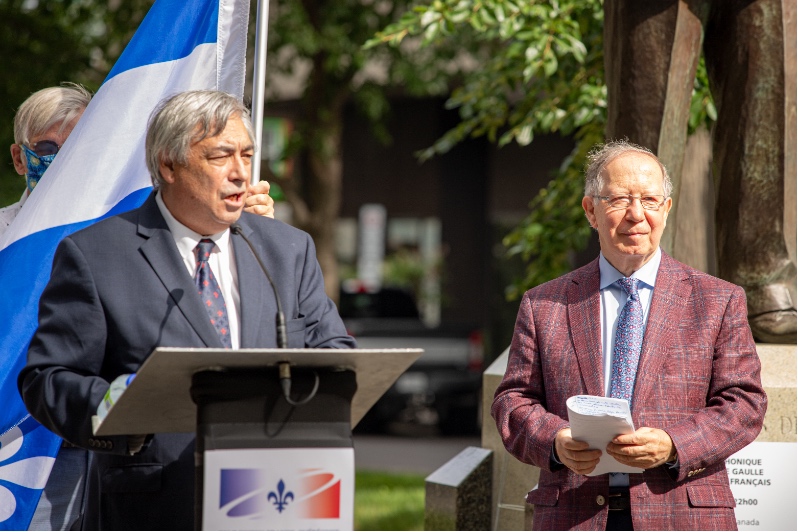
159 159 176 184
662 196 673 227
582 196 598 229
10 144 26 176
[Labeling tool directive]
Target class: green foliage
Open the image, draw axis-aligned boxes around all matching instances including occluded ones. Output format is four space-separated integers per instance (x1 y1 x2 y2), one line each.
372 0 606 293
354 470 425 531
373 0 717 297
502 122 603 298
267 0 470 165
689 56 716 134
369 0 605 159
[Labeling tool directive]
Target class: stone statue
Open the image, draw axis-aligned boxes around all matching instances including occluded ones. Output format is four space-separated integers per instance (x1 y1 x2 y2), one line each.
604 0 796 343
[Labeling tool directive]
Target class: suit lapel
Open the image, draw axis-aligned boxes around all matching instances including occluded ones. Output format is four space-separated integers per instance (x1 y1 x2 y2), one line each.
631 252 691 409
136 194 225 349
232 218 273 348
567 259 605 397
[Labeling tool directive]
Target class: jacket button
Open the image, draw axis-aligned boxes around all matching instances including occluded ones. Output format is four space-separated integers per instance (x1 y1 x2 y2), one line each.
596 495 606 506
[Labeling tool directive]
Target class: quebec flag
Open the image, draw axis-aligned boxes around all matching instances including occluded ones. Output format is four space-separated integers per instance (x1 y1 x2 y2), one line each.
0 0 250 528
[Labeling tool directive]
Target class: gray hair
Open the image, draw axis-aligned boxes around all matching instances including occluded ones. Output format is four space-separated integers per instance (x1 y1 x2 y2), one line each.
145 90 255 188
584 139 673 198
13 83 92 146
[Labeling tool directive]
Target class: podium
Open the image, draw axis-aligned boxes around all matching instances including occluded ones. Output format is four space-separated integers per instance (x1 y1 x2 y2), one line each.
92 347 423 530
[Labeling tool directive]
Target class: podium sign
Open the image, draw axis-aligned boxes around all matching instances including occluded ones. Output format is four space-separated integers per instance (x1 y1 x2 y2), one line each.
203 448 354 530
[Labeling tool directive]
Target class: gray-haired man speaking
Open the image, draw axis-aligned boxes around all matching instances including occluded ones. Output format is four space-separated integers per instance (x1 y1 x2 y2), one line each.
19 90 355 530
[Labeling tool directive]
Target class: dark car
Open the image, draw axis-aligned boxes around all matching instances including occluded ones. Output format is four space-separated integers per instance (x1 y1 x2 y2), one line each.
339 284 483 435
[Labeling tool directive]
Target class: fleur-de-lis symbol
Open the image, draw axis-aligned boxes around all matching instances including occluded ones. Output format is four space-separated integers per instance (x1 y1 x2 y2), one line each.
0 422 56 523
267 479 294 513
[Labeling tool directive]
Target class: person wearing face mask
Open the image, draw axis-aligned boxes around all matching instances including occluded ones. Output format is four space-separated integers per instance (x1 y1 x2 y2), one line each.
3 84 276 239
4 84 276 530
3 84 90 236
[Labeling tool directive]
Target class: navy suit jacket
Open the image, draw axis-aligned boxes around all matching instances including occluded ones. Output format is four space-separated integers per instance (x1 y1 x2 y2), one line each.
19 193 355 530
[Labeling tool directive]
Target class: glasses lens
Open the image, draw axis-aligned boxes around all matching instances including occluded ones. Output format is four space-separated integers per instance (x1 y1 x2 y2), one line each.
607 196 631 209
32 140 60 157
640 196 663 210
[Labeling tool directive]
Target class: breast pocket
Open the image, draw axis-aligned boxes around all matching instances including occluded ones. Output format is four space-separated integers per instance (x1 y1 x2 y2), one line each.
286 317 306 347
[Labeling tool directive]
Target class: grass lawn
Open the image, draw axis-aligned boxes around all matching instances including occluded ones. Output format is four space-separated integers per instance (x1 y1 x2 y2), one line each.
354 470 425 531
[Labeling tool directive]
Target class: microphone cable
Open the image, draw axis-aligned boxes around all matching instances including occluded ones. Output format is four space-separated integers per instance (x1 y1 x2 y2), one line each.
230 223 287 348
230 223 319 406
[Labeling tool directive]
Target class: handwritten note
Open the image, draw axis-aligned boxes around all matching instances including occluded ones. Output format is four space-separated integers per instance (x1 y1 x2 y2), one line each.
566 395 644 476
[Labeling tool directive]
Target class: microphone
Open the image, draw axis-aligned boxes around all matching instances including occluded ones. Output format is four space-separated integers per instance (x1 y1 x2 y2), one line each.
230 223 287 348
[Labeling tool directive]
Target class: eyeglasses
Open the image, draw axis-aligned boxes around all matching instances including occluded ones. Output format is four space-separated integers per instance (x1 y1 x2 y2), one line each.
593 194 667 211
25 140 61 157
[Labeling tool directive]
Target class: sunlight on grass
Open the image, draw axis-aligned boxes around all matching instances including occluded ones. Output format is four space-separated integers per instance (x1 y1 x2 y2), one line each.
354 470 425 531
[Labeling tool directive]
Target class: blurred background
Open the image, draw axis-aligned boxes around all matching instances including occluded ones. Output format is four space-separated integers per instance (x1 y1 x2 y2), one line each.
1 0 615 438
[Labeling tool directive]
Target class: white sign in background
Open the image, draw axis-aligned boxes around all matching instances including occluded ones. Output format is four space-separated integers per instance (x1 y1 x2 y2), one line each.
203 448 354 530
727 442 796 531
357 203 386 290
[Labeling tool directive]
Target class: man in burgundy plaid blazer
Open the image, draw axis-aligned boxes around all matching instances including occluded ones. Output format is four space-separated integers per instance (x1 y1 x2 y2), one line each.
492 141 767 530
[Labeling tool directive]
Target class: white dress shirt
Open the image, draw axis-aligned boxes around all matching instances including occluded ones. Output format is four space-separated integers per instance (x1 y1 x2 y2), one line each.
599 247 661 486
0 190 28 238
155 192 241 349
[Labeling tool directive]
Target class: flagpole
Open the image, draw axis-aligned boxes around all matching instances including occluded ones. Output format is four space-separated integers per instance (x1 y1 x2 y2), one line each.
250 0 270 185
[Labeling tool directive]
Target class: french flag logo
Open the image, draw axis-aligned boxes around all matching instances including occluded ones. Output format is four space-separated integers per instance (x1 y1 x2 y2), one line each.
219 468 342 519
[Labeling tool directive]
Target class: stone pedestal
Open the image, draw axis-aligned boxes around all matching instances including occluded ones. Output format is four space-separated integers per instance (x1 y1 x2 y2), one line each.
480 344 796 530
425 446 493 530
481 348 537 530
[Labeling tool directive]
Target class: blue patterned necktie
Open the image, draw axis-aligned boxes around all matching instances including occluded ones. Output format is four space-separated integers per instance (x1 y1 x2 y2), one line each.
609 277 643 407
195 239 232 348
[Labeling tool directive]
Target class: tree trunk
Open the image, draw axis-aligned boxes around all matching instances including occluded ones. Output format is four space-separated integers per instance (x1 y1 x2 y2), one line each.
304 117 343 302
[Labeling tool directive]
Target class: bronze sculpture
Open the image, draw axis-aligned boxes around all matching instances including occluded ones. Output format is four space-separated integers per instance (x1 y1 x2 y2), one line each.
604 0 796 343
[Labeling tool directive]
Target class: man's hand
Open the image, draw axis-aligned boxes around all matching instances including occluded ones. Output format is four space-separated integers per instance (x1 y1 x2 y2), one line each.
244 180 275 218
554 428 602 475
606 427 675 469
126 434 150 455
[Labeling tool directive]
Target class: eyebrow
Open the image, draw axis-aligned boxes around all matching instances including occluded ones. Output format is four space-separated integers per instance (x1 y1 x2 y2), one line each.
206 143 254 155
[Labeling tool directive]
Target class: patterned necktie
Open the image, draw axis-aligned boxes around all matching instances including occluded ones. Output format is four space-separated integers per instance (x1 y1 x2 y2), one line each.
609 277 643 406
195 239 231 348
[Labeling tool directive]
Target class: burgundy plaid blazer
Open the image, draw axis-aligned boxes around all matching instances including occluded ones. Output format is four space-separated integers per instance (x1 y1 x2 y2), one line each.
492 252 767 531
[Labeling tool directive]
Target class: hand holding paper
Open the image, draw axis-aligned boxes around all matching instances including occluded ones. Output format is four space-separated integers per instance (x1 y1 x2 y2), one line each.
566 395 644 476
607 427 676 469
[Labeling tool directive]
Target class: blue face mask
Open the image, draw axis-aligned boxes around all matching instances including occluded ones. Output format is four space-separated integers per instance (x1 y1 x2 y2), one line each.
20 144 56 193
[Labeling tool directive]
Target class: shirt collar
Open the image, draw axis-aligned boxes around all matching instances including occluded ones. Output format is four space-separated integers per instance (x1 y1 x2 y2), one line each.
599 247 662 290
154 191 231 257
18 189 29 207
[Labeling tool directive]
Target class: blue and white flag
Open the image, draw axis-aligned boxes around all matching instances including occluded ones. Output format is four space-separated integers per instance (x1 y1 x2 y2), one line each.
0 0 249 527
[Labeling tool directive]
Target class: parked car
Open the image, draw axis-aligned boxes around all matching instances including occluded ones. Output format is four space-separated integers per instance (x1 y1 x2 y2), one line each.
339 283 484 435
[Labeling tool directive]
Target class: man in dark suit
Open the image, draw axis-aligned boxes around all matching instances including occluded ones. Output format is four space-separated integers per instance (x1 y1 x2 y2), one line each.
19 90 355 530
492 140 767 530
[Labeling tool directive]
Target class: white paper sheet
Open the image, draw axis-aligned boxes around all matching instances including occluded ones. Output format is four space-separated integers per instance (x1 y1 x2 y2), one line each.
566 395 644 476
